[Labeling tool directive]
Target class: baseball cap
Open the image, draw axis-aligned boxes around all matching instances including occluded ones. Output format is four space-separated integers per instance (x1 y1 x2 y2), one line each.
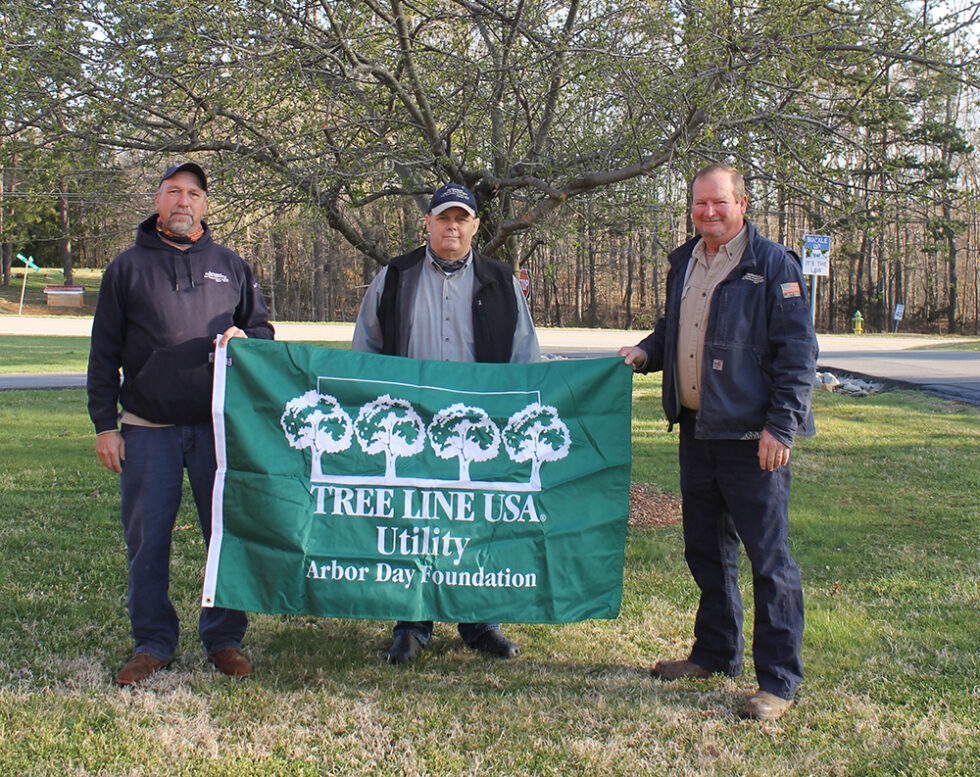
428 183 477 217
160 162 208 192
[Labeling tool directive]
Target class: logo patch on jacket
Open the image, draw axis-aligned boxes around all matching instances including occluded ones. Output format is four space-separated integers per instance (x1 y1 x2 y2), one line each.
712 359 724 371
743 273 764 284
780 282 801 298
204 271 230 283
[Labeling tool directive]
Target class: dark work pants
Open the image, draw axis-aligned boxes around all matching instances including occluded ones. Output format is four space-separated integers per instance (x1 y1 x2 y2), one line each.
678 413 804 700
119 423 247 660
394 621 499 645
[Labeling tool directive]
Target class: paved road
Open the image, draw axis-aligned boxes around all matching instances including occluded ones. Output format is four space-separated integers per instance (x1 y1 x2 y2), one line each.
814 339 980 403
2 315 977 403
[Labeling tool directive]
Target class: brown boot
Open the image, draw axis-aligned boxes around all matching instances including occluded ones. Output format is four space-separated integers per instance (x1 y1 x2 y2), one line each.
650 658 711 680
740 690 793 721
115 652 172 686
208 647 253 678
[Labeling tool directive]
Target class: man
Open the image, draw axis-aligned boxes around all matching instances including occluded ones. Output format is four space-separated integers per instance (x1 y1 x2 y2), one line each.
88 162 274 686
353 182 539 664
619 164 816 721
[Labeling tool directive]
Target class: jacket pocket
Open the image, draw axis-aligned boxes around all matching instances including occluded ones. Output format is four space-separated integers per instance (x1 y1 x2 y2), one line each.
698 344 770 434
125 337 214 424
712 278 767 348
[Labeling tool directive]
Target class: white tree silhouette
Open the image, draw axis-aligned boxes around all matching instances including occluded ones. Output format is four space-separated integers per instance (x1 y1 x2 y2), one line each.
280 390 353 478
428 403 501 481
355 394 425 479
503 403 571 487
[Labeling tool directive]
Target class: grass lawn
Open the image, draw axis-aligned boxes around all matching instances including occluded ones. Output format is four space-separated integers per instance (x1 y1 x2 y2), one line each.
0 335 93 374
0 336 351 374
912 339 980 352
0 268 103 317
1 381 978 776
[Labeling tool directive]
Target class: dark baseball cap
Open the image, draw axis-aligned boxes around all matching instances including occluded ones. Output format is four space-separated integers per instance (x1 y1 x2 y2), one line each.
160 162 208 192
428 183 477 217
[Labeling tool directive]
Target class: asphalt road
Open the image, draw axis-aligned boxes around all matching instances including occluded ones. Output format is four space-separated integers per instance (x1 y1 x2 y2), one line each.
2 315 977 403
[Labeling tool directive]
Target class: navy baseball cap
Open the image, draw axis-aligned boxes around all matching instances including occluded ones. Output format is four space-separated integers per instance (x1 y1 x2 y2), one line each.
428 183 477 217
160 162 208 192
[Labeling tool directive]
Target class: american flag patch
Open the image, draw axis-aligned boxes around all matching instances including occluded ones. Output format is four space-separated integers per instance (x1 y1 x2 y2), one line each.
781 282 801 298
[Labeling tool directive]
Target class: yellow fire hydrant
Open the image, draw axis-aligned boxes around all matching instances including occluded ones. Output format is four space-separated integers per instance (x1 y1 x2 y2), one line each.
852 310 864 335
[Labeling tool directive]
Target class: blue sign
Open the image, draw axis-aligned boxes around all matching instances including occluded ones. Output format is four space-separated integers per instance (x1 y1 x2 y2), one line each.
802 235 830 277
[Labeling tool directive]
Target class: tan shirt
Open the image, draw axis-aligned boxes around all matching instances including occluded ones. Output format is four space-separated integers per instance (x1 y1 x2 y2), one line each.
95 410 173 436
118 410 173 428
676 226 748 410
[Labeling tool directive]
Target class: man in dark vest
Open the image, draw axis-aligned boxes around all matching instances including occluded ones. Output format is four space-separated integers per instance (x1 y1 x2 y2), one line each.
353 182 540 664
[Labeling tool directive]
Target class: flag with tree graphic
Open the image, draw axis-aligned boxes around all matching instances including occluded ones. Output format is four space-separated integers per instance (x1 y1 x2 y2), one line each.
205 341 632 623
428 403 502 483
354 394 426 479
281 390 353 479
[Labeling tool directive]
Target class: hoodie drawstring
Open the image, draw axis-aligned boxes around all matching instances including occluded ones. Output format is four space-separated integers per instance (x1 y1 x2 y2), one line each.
170 250 196 291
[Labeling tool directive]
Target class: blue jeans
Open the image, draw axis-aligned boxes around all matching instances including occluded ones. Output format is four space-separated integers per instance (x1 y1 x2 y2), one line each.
394 621 499 645
119 423 247 659
678 413 804 700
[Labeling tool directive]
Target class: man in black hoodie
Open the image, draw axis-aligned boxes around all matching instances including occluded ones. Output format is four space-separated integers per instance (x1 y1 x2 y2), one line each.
87 162 274 686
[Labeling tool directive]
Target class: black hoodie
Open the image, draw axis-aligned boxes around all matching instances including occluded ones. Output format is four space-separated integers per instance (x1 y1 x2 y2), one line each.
87 214 273 432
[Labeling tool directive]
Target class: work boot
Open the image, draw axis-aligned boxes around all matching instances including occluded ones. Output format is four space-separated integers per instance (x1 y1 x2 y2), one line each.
650 658 711 680
470 628 520 658
740 690 793 721
208 647 253 678
115 652 172 686
385 632 424 665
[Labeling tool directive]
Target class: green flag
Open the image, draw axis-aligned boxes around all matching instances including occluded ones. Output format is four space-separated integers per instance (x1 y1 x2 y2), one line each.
203 340 632 623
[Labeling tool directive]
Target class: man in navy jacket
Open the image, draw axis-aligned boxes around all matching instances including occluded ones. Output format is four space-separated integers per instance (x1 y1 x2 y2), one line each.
88 162 273 686
620 164 817 721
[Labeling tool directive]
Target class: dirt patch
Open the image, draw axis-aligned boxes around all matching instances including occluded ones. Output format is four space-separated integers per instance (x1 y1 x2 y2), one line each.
628 483 682 529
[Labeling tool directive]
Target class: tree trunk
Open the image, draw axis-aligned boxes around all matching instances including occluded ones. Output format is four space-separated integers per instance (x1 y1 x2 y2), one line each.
638 229 647 310
777 184 787 246
272 231 286 320
59 177 73 284
624 238 633 329
945 199 958 333
855 231 868 320
587 219 598 326
575 219 584 325
313 231 325 321
0 161 7 287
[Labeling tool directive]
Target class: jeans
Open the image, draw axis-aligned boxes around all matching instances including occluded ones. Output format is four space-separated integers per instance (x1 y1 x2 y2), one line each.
394 621 500 645
678 413 804 700
119 423 247 659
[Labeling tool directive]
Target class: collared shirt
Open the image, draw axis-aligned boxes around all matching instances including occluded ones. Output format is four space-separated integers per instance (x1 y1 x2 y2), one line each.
676 226 748 410
352 244 540 364
407 247 481 361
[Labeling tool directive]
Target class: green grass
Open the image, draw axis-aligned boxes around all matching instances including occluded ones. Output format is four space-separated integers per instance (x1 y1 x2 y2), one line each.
0 336 351 374
0 335 93 373
1 383 978 775
912 339 980 351
0 267 102 315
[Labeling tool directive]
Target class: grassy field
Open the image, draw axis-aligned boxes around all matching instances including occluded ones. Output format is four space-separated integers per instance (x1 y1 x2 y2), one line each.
0 268 103 316
0 335 93 374
0 335 350 374
1 377 978 775
913 339 980 352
